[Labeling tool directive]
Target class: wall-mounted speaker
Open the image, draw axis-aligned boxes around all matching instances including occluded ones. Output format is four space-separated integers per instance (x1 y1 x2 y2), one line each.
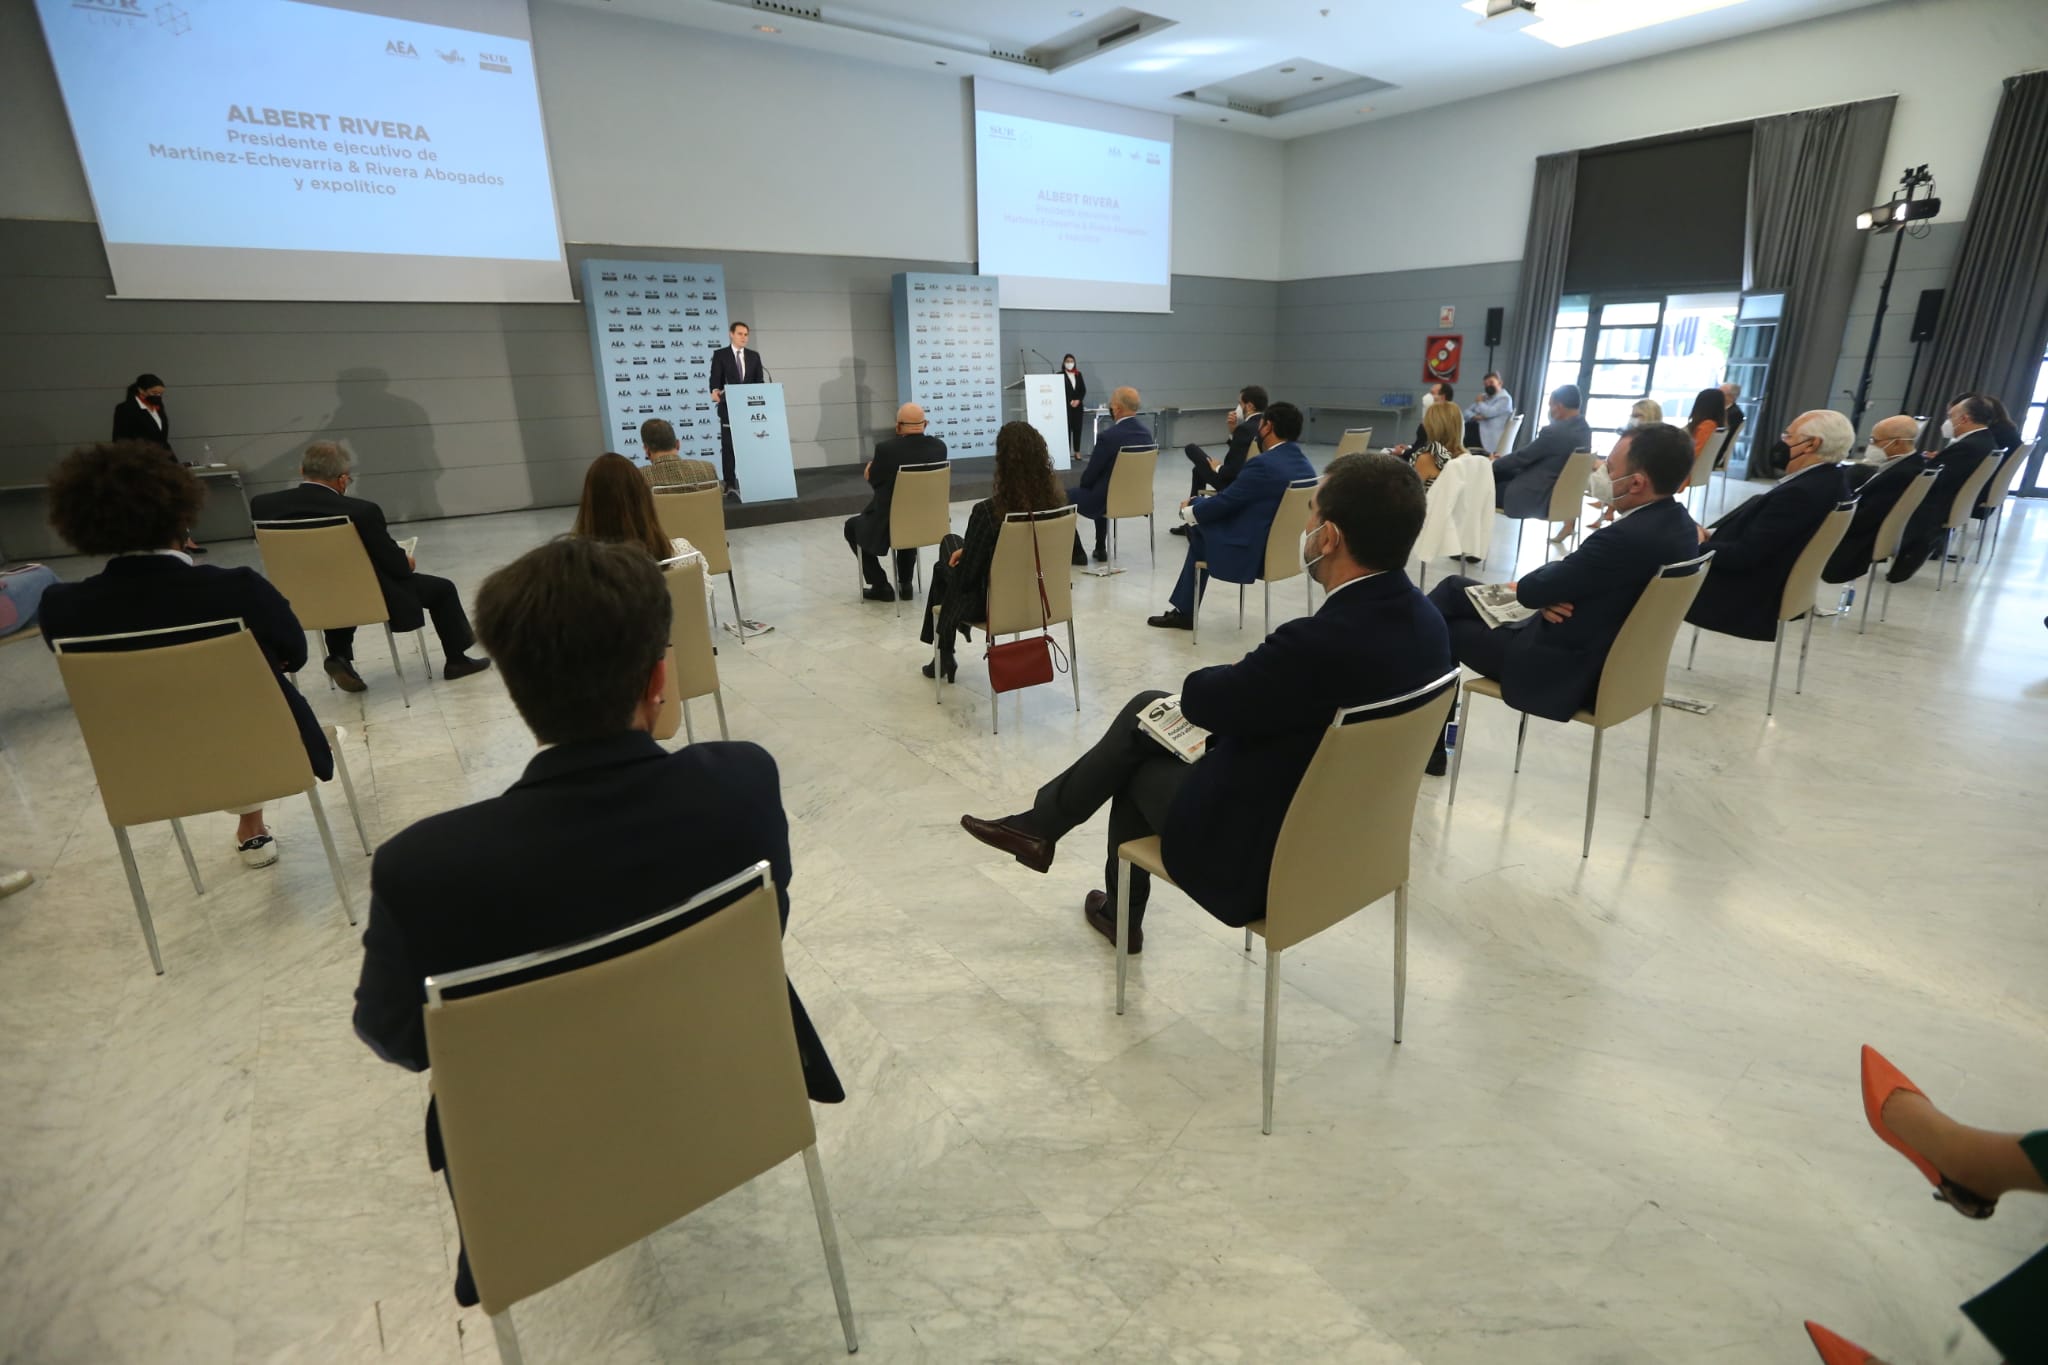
1484 307 1504 348
1909 289 1943 343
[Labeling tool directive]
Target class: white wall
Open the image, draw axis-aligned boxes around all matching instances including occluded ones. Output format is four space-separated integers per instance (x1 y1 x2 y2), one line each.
1281 0 2048 279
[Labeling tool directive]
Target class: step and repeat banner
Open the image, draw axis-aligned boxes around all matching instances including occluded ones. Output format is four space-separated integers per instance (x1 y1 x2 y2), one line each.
581 258 727 464
891 273 1001 461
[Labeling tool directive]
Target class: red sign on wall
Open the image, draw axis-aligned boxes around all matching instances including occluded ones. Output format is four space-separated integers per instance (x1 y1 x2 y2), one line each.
1424 335 1461 383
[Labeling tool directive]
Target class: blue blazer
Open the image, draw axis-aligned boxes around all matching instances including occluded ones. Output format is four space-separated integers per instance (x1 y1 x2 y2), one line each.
1167 570 1453 926
39 555 333 780
1493 414 1592 518
1687 462 1848 641
1191 441 1316 583
1498 496 1700 722
1072 415 1153 520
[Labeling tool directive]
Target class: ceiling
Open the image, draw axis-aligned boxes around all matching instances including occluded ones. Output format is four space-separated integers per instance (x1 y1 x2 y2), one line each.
559 0 1898 139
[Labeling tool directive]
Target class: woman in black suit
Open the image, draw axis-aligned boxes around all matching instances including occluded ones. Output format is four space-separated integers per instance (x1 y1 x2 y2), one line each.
111 373 173 456
1062 354 1087 457
919 421 1068 682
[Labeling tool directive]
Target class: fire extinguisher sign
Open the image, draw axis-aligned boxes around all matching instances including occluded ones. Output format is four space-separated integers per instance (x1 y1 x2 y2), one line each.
1424 334 1461 383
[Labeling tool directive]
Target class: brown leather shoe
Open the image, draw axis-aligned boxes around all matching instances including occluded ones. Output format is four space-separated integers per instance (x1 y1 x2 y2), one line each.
1083 890 1141 953
959 813 1054 873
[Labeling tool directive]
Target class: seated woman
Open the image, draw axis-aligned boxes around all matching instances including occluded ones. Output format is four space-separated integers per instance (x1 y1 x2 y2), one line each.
1407 401 1466 485
38 441 332 869
919 422 1067 683
1686 387 1727 458
572 451 680 560
1 563 61 637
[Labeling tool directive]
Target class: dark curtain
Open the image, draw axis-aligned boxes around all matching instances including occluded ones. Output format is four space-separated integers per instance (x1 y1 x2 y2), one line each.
1910 70 2048 438
1746 97 1896 471
1501 151 1577 439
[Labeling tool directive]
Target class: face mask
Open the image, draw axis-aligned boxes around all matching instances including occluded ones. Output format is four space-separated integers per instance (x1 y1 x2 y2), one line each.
1484 385 1497 397
1300 520 1328 574
1940 419 1955 441
1588 468 1614 503
1419 393 1435 409
1065 362 1075 371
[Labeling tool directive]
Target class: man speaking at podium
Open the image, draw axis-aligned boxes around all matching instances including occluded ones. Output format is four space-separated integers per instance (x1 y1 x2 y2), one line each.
708 321 764 499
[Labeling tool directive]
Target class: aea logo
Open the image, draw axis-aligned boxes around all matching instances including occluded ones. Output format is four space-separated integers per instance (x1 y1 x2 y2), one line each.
385 39 418 58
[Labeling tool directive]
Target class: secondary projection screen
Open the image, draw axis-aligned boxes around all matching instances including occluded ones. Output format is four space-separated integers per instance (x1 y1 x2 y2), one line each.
973 77 1173 313
33 0 570 303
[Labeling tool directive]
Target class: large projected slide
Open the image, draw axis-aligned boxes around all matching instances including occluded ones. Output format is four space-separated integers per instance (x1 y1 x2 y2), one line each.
34 0 570 303
973 78 1173 314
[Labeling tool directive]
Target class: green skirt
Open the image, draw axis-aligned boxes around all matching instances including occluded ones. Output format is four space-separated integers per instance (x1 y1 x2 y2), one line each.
1960 1129 2048 1363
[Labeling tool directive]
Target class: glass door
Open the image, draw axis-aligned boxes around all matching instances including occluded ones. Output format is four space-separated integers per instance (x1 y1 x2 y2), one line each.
1568 298 1664 455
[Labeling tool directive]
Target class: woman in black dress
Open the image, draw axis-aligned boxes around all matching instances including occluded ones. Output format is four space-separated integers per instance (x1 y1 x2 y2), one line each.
919 421 1067 682
1061 354 1087 458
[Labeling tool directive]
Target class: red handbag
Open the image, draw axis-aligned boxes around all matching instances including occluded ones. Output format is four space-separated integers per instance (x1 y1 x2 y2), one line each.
986 516 1068 694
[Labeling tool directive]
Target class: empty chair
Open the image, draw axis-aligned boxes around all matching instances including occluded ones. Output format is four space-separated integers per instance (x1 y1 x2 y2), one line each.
1685 427 1736 520
651 556 728 745
876 461 951 616
1687 500 1854 714
652 481 756 641
1859 469 1939 633
1095 445 1160 570
1450 553 1712 857
1333 428 1374 458
1512 450 1597 568
1927 458 2000 592
942 507 1080 733
1488 413 1524 461
51 619 366 974
1969 441 2032 562
1112 669 1459 1134
254 516 429 706
1192 477 1318 644
423 861 858 1362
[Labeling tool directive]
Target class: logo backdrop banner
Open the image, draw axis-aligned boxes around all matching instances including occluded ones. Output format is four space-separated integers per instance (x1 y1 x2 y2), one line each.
892 272 1001 461
581 258 727 464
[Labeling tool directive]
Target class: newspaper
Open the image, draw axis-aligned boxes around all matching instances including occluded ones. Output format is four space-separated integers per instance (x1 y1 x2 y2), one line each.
1464 581 1538 629
1138 693 1210 764
395 536 419 559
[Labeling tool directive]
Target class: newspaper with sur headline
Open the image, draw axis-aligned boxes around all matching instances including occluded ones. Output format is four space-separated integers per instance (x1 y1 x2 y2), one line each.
1138 693 1210 764
1464 581 1539 629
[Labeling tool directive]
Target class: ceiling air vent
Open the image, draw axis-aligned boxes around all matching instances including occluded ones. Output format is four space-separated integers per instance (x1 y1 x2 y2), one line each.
1175 58 1395 121
1027 9 1177 73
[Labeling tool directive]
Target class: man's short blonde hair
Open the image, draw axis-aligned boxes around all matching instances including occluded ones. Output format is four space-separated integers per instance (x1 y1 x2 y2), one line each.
1112 386 1140 413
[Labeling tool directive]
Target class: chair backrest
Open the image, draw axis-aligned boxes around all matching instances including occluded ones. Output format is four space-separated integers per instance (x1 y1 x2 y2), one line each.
423 863 815 1316
1940 458 1998 531
1333 428 1373 458
1685 427 1724 491
1873 469 1939 563
1264 669 1461 952
665 557 719 704
888 462 952 551
1589 552 1714 727
1777 499 1856 624
52 619 318 826
652 484 732 576
1546 450 1598 522
1104 446 1159 519
1259 478 1321 584
252 517 389 631
1977 441 2031 511
984 507 1077 637
1492 413 1523 457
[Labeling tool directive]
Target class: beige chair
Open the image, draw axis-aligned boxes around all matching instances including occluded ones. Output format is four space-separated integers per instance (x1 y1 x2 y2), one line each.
1191 477 1319 644
1450 553 1711 857
1687 501 1854 714
651 557 728 745
424 861 858 1363
1113 668 1459 1134
1860 468 1939 633
1511 450 1597 568
874 461 951 617
1488 413 1524 459
652 481 756 642
1685 427 1735 520
943 507 1080 733
1095 446 1160 570
254 517 429 707
1968 441 2031 564
1332 428 1374 458
1930 457 2000 592
51 619 366 974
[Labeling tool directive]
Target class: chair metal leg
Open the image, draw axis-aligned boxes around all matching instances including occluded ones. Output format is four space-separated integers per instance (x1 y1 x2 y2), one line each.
1261 946 1281 1135
385 624 411 709
1305 572 1312 615
712 688 730 740
1582 726 1603 858
1191 577 1201 644
1687 625 1700 669
1115 857 1130 1015
1393 882 1408 1044
1237 584 1245 629
1644 705 1661 819
415 629 431 674
1766 623 1785 716
113 825 164 975
1936 528 1950 591
1244 925 1253 955
304 784 356 926
1795 608 1816 695
169 817 204 895
1418 561 1428 590
490 1312 525 1365
328 725 372 855
1513 712 1529 773
1264 579 1271 631
1880 566 1895 622
1446 686 1473 806
1515 519 1525 569
1859 562 1877 634
1066 619 1080 713
727 571 748 646
800 1145 860 1354
1148 512 1155 567
682 702 696 745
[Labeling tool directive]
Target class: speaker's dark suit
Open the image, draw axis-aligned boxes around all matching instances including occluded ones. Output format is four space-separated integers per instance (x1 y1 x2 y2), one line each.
1070 414 1152 552
1032 570 1452 928
111 398 173 456
1492 414 1592 518
1686 462 1848 641
352 731 843 1304
1184 410 1260 498
845 431 948 591
1429 496 1700 723
248 481 474 666
38 554 332 779
1891 428 1999 582
1825 455 1929 583
709 346 766 489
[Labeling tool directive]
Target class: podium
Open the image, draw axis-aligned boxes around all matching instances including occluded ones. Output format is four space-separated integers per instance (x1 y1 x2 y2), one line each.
726 383 798 504
1023 374 1072 472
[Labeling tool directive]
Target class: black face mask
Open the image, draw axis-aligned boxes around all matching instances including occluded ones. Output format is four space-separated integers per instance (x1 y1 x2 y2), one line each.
1483 385 1497 397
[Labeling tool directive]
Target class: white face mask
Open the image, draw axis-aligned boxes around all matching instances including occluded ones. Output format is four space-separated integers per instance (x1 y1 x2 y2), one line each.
1940 418 1956 441
1590 466 1633 505
1065 362 1075 371
1419 393 1435 409
1300 519 1328 575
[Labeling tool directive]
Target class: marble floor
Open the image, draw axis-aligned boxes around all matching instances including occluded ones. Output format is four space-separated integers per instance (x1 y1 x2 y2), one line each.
1 454 2043 1365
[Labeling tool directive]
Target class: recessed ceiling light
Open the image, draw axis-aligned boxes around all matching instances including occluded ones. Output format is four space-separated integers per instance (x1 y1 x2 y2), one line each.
1219 117 1229 122
754 24 778 33
1311 75 1324 82
1357 105 1373 113
1461 0 1754 48
934 59 947 65
1280 66 1296 73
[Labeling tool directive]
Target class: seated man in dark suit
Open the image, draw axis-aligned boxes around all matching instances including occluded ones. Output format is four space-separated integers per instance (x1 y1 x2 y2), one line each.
844 402 947 602
1491 384 1593 524
352 537 843 1306
39 441 333 868
1069 385 1151 564
1686 409 1852 639
1889 393 2005 582
1176 384 1266 525
1826 415 1924 582
1147 401 1317 631
249 441 489 691
1425 422 1700 773
960 452 1452 950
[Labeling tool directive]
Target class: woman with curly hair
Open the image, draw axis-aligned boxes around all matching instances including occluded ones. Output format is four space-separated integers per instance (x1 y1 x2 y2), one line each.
918 421 1067 683
38 441 332 869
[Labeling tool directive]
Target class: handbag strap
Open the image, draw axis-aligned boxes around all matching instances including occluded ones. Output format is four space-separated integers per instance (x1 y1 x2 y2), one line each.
1027 518 1053 634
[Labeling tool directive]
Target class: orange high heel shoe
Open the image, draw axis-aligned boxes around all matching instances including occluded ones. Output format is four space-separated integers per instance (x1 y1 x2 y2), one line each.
1860 1045 1997 1219
1804 1321 1875 1365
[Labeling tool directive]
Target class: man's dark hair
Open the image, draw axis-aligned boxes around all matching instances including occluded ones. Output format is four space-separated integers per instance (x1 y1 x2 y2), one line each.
1263 401 1304 442
1551 383 1583 410
1318 452 1425 571
1618 422 1693 495
639 417 679 454
1433 382 1455 402
47 441 202 555
1239 384 1269 413
1483 371 1500 382
475 538 673 746
730 320 749 333
1951 392 2000 427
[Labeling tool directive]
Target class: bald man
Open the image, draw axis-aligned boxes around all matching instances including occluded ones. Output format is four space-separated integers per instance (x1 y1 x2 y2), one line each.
1070 385 1152 564
1824 415 1927 583
847 403 948 601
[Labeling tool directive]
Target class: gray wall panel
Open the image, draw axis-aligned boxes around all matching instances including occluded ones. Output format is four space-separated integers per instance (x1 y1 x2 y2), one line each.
1825 222 1964 429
